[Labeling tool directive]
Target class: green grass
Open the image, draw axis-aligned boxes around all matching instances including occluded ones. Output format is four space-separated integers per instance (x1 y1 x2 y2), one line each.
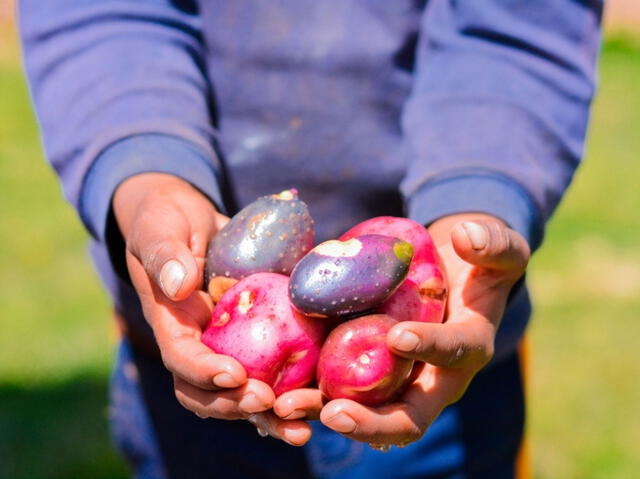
0 378 127 479
1 26 639 479
0 29 128 479
527 34 640 479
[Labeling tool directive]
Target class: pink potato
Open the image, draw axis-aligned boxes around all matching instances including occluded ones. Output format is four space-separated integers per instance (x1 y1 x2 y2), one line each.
341 216 447 323
201 273 325 396
340 216 440 266
317 315 414 407
378 261 447 323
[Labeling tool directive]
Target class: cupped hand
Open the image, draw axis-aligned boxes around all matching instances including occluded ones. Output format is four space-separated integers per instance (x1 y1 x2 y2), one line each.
316 213 530 446
113 173 276 420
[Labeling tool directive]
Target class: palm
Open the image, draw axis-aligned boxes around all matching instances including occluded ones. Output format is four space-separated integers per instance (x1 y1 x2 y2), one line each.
114 174 290 427
374 238 513 442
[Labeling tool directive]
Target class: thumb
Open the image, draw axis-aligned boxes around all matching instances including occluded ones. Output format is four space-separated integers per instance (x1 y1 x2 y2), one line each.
146 241 199 302
451 220 530 277
128 215 201 302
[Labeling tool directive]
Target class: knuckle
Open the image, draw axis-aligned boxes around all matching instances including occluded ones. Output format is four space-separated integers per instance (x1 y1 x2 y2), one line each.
346 422 360 438
206 401 235 420
161 337 185 370
164 335 215 387
440 326 495 369
446 342 467 367
466 342 494 370
406 424 424 444
481 342 495 365
487 222 510 256
125 237 136 256
174 387 190 410
160 350 176 374
194 410 209 419
500 227 512 253
444 330 468 367
273 423 289 441
476 327 495 367
448 387 467 405
144 241 168 274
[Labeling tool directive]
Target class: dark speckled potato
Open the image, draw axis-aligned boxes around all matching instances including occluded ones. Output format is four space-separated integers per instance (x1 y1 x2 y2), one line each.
289 234 413 318
205 189 314 299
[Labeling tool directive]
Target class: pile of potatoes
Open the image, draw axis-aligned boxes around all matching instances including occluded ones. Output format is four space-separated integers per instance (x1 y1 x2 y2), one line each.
201 190 447 406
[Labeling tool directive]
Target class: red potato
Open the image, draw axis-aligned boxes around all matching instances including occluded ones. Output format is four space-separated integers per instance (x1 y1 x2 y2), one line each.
378 261 446 323
341 216 447 323
201 273 325 396
317 315 414 407
340 216 439 266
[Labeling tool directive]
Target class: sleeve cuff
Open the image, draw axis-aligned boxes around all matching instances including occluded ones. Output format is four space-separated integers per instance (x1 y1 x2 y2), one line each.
79 133 225 241
406 172 543 250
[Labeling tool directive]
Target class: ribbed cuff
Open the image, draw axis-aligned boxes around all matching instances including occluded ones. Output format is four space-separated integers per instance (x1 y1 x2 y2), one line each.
79 134 225 241
406 172 542 250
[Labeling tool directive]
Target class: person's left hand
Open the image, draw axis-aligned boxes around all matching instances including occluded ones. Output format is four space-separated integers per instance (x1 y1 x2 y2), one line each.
270 213 529 447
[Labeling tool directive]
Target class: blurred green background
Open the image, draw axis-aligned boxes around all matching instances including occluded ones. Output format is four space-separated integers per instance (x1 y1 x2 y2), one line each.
1 14 639 479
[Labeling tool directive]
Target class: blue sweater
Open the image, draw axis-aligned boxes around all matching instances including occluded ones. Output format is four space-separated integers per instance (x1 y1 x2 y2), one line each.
20 0 602 360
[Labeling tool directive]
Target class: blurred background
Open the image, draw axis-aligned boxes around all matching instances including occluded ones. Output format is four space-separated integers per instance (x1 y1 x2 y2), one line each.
1 2 639 478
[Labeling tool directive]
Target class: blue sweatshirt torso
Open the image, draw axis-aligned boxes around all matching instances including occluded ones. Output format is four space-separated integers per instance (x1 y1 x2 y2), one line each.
20 0 602 360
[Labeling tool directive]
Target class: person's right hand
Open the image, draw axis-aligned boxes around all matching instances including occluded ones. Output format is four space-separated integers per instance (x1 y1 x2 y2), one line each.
113 173 273 421
113 173 325 445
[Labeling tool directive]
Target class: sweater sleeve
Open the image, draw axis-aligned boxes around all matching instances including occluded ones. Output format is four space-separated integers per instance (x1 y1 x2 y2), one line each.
19 0 225 241
401 0 603 250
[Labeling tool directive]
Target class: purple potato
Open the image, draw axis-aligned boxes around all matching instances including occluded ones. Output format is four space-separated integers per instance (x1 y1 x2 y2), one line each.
205 189 314 288
289 234 413 318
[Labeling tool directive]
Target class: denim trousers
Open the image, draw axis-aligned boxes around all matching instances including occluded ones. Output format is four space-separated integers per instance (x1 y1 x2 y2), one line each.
109 339 525 479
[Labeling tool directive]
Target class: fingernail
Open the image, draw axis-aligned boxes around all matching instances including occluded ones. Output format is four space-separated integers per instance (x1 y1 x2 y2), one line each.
325 413 356 433
393 331 420 352
213 372 237 388
159 260 186 298
282 409 307 420
462 222 487 250
282 429 308 446
248 414 270 437
369 443 391 453
240 393 268 414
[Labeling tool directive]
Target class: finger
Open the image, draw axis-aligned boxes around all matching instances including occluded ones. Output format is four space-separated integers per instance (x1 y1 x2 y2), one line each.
273 388 325 420
387 319 495 369
451 220 530 277
141 243 199 302
212 211 230 231
247 411 312 446
174 377 274 420
156 324 247 390
126 250 214 330
126 252 247 390
319 399 423 446
127 209 201 301
320 367 471 445
189 210 231 278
